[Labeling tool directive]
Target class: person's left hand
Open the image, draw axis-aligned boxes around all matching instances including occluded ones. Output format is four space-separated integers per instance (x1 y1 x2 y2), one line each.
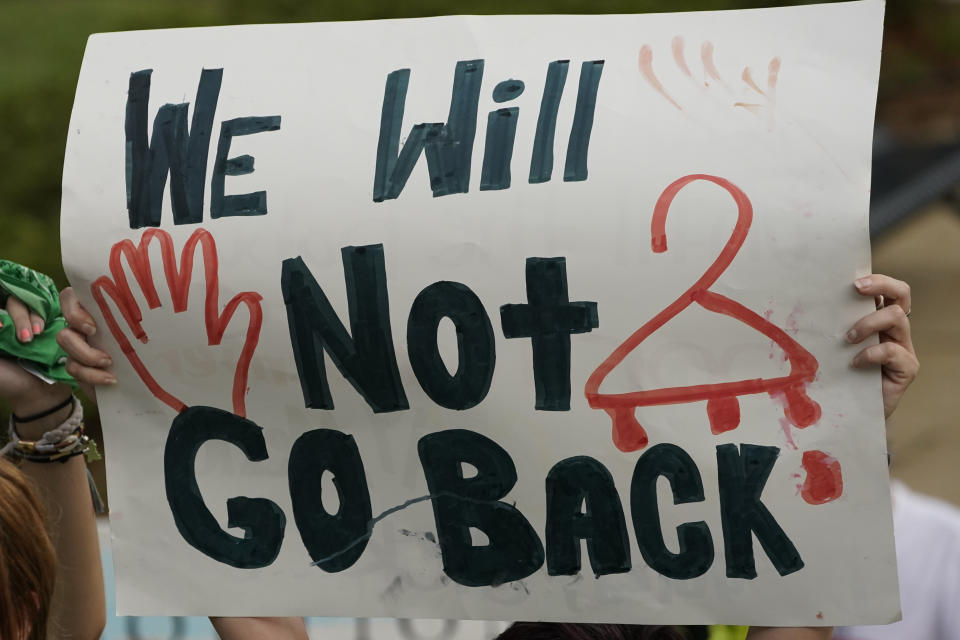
56 286 115 402
0 294 72 428
846 274 919 418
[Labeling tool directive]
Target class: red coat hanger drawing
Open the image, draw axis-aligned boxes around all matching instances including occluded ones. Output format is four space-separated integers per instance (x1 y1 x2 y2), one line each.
584 174 822 453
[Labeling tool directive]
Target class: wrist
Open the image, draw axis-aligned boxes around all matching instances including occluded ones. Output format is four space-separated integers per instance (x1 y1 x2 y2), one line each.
9 382 71 417
11 386 74 440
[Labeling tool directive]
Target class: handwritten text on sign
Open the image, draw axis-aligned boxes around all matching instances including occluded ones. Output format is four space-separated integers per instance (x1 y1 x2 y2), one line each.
62 4 897 624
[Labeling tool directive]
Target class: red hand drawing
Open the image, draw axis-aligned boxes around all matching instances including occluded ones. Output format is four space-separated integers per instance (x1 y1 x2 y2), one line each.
638 37 781 121
90 227 262 418
584 174 821 453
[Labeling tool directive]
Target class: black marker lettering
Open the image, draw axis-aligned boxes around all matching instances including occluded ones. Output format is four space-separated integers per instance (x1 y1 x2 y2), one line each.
501 257 598 410
281 246 408 413
407 281 495 410
211 116 281 218
373 61 484 201
418 429 544 586
717 443 804 578
529 61 569 184
164 406 285 569
564 60 604 182
289 429 372 572
546 456 631 576
631 443 714 580
125 68 222 228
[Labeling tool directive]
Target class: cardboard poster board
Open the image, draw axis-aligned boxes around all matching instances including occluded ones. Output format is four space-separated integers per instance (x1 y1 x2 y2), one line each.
61 1 898 625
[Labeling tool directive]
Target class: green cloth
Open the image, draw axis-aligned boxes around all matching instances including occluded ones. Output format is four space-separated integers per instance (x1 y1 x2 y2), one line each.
0 259 76 387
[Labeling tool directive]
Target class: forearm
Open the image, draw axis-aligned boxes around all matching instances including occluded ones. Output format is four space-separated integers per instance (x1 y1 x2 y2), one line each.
14 391 105 640
211 617 309 640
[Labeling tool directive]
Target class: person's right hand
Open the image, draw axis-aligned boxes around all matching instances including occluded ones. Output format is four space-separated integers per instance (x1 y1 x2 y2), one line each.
56 287 116 402
846 274 919 418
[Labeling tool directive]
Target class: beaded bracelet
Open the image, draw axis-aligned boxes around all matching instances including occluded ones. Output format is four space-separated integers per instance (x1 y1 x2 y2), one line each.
1 396 101 464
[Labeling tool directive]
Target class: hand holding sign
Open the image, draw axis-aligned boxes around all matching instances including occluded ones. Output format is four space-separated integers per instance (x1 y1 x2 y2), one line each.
847 275 919 418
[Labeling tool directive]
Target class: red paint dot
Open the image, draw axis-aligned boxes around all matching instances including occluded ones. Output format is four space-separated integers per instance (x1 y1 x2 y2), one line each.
800 450 843 505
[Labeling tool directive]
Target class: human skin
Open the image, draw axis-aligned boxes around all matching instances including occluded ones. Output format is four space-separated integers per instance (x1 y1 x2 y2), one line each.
0 296 106 640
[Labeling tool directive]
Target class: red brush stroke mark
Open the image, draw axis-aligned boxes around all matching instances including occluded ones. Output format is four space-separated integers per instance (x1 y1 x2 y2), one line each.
584 174 821 452
742 67 766 96
733 102 762 114
638 45 682 111
799 450 843 505
90 228 262 418
768 57 781 92
700 41 723 84
671 36 693 78
778 417 798 451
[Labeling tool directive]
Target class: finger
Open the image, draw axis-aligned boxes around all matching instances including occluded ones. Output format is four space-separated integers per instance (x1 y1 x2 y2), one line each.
60 286 98 336
5 296 34 342
845 305 912 348
854 274 911 314
65 359 117 386
28 311 44 335
851 342 920 378
56 327 112 368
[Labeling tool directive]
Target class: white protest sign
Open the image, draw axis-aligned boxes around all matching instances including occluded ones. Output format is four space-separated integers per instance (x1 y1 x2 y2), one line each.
61 1 897 625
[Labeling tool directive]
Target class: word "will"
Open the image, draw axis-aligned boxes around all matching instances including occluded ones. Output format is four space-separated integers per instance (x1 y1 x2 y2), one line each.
373 58 605 201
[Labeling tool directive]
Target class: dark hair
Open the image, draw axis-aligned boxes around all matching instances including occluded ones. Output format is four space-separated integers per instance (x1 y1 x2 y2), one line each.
497 623 687 640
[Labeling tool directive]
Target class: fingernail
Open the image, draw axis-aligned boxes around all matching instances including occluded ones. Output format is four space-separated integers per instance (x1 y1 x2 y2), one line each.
845 329 857 343
33 323 42 334
105 376 117 385
20 328 32 342
855 278 871 289
100 357 112 367
82 323 96 336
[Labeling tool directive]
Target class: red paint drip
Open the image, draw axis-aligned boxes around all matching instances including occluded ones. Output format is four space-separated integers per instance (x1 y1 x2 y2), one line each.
607 408 648 452
707 396 740 434
778 418 798 451
800 450 843 505
782 386 821 428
